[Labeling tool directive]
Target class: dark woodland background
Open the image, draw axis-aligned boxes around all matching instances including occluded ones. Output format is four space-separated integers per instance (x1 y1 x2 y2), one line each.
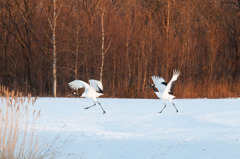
0 0 239 98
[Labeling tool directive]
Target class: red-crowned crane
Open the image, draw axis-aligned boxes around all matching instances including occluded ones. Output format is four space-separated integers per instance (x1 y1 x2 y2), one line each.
150 70 181 113
68 79 106 114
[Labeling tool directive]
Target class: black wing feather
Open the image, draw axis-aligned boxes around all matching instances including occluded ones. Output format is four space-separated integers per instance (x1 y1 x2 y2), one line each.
96 84 103 93
169 81 176 94
161 82 167 86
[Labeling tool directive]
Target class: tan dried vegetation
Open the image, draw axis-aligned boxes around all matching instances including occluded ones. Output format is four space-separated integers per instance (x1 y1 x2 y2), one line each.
0 86 58 159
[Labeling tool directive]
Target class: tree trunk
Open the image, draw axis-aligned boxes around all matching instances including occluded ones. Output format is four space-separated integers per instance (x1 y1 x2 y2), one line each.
53 0 57 97
100 11 104 82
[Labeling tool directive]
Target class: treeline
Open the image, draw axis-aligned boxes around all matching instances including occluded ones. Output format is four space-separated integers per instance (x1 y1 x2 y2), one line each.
0 0 239 98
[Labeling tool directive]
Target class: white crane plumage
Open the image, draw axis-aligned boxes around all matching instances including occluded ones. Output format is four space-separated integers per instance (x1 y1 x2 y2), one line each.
68 79 106 114
150 70 181 113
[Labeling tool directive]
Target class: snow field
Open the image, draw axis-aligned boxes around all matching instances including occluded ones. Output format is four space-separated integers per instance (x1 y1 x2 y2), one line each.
33 98 240 159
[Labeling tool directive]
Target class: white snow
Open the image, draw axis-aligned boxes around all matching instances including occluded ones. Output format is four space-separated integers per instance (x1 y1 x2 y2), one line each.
33 98 240 159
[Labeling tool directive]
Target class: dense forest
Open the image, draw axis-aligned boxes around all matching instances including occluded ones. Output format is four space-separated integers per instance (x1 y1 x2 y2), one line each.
0 0 239 98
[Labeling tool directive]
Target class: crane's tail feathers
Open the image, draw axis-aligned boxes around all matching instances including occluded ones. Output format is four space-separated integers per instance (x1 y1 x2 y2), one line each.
96 93 104 98
169 94 176 102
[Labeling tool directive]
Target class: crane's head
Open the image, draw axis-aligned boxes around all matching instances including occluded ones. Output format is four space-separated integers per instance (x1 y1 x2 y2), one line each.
147 83 153 88
147 84 158 92
72 92 81 97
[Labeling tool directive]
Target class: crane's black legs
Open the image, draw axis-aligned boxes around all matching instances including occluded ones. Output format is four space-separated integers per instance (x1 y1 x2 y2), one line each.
85 102 96 109
171 102 178 113
97 101 106 114
159 102 178 113
85 101 106 114
159 103 166 113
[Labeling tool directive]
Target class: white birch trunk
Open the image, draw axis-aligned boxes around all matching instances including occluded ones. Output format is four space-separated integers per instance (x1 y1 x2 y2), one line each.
100 11 104 83
75 12 79 80
53 0 57 97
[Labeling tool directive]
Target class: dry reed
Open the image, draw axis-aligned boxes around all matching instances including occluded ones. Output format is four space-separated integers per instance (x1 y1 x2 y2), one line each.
0 86 59 159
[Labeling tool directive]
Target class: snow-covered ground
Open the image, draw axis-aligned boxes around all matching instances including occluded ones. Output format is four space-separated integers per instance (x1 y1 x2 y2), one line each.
34 98 240 159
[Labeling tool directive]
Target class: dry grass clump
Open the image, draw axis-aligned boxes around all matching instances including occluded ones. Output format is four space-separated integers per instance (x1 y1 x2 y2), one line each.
0 86 59 159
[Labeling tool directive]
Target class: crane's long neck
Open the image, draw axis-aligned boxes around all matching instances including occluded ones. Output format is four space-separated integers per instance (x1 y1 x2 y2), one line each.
150 85 158 92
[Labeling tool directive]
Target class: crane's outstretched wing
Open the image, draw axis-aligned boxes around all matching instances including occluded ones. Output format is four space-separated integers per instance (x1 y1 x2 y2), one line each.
68 80 89 90
89 79 103 93
151 75 167 93
163 70 180 95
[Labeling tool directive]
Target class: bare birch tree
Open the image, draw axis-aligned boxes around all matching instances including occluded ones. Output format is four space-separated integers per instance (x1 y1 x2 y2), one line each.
47 0 61 97
99 2 111 83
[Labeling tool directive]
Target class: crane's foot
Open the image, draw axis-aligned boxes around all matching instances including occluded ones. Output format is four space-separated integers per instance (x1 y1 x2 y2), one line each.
171 102 178 113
